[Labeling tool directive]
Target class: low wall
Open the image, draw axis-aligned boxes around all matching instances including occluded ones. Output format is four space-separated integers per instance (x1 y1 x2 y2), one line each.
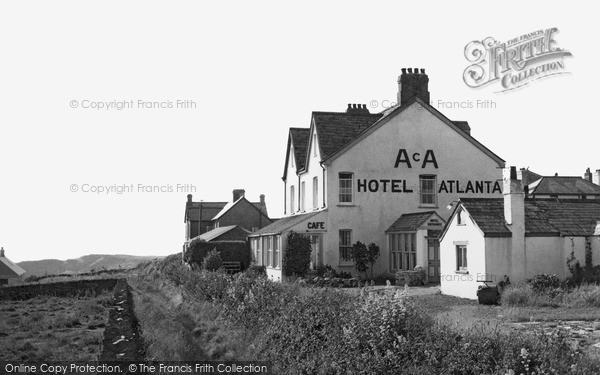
0 279 119 300
396 269 427 286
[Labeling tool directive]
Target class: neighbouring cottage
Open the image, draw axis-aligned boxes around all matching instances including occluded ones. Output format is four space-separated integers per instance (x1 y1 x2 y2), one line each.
439 166 600 299
524 168 600 200
0 247 25 286
184 189 272 244
249 68 507 282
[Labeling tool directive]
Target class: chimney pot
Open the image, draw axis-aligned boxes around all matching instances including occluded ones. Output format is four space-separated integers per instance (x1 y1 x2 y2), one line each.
407 68 413 73
420 68 425 74
0 247 4 257
413 67 418 74
401 68 407 74
187 194 192 203
510 166 518 180
260 194 265 205
347 103 351 109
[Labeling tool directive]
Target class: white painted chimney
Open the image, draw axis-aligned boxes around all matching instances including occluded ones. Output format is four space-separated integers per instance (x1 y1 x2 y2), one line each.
594 170 600 186
503 166 526 280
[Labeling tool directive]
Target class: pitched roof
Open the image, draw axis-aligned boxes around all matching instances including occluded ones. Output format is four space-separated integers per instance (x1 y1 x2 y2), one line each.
312 111 383 160
184 201 227 222
459 198 511 236
185 199 267 223
321 97 505 167
385 211 439 233
194 225 250 242
290 128 310 171
249 211 324 236
458 198 600 237
212 197 269 221
528 176 600 196
0 255 26 278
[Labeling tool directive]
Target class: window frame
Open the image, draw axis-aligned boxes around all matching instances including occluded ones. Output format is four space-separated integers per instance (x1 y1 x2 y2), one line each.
290 185 295 213
312 176 319 209
300 181 306 211
389 232 417 271
456 245 468 272
339 229 353 265
419 174 437 207
338 172 354 204
273 235 280 269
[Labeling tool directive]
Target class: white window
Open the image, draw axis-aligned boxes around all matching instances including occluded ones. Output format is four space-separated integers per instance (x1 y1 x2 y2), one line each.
273 235 280 268
339 173 353 203
290 185 295 213
256 237 262 266
389 233 416 271
290 147 295 168
420 175 437 206
301 181 306 211
265 237 272 268
457 209 464 225
312 176 319 209
339 230 352 264
456 245 468 271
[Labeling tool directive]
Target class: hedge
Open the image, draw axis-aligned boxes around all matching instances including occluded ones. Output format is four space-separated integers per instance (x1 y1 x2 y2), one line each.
184 240 250 271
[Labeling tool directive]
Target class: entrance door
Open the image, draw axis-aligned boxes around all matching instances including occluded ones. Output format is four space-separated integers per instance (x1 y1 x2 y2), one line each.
427 239 440 284
310 234 322 270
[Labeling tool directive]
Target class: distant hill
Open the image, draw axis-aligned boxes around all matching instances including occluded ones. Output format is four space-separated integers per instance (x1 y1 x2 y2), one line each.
17 254 163 277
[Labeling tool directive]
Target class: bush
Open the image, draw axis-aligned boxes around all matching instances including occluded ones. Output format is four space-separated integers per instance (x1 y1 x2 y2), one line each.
527 274 560 293
184 240 250 271
202 249 223 271
350 241 380 279
244 265 266 278
282 231 311 277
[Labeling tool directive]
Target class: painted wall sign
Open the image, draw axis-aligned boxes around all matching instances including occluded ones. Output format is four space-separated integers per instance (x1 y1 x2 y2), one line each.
394 149 438 169
438 180 502 194
356 178 502 194
307 222 325 230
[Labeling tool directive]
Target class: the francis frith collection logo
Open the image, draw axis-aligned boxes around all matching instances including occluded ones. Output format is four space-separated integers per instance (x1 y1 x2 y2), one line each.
463 27 572 92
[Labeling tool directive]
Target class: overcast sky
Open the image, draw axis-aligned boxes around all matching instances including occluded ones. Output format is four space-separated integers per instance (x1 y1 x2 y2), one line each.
0 1 597 262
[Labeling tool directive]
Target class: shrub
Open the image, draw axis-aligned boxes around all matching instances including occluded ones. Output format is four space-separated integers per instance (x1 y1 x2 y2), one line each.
527 274 560 293
282 231 311 277
350 242 380 279
244 265 266 278
202 249 223 271
184 240 250 271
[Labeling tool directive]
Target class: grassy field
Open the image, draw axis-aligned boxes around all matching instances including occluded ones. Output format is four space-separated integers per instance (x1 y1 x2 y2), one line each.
0 292 112 361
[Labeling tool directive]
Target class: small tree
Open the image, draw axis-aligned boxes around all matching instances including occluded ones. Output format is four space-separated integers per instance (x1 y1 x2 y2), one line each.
282 231 312 277
350 241 380 279
203 248 223 271
367 243 380 279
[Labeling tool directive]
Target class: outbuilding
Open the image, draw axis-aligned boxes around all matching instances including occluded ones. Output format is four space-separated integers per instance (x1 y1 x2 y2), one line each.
0 247 25 285
439 167 600 299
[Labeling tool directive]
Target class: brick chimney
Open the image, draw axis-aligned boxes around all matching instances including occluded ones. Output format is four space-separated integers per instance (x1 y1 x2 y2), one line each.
233 189 245 202
503 166 526 280
584 168 593 183
0 247 4 257
260 194 265 206
187 194 193 203
593 170 600 186
397 68 430 106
